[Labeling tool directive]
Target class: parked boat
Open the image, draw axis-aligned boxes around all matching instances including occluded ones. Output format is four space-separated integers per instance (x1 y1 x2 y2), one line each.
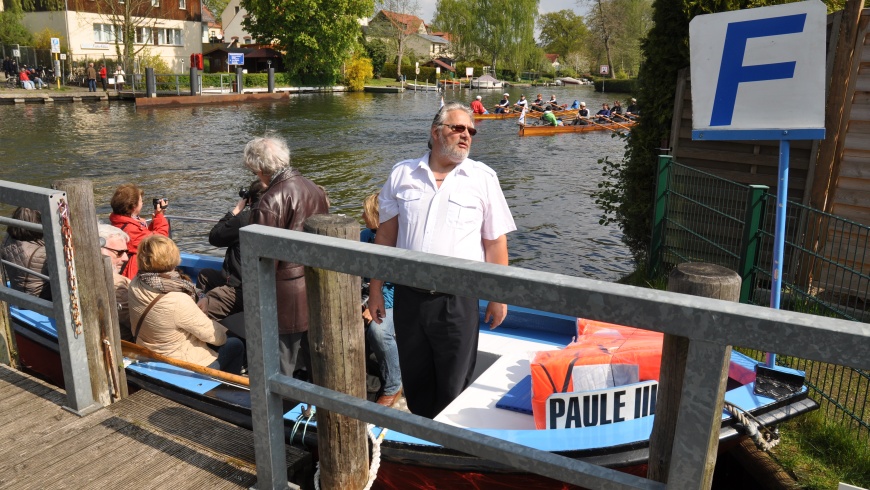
468 74 504 89
519 120 637 137
558 77 583 85
9 252 817 489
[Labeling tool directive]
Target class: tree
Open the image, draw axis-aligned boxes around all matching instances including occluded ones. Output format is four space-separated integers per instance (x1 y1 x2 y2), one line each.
345 55 373 91
201 0 230 21
0 1 35 46
243 0 375 83
367 0 423 79
583 0 652 78
433 0 538 76
538 10 589 59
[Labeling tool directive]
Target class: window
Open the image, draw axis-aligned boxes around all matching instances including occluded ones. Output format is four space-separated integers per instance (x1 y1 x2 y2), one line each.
135 27 153 44
179 0 186 8
157 28 184 46
93 24 116 43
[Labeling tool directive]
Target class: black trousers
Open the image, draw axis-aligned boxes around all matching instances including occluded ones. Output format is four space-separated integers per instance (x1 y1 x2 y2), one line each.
393 286 479 419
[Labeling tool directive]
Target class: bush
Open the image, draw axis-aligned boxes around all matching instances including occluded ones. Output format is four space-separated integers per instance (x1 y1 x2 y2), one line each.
344 56 372 91
593 77 637 93
382 63 442 82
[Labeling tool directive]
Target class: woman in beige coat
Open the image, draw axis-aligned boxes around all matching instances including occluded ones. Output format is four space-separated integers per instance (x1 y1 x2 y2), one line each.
128 235 244 374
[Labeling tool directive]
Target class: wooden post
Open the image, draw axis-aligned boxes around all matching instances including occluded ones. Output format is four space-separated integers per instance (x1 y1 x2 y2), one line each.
647 262 739 486
101 255 128 399
0 266 18 368
52 179 114 406
303 214 368 490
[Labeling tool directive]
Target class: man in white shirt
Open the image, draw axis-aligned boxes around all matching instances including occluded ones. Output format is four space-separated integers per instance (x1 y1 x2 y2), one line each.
368 102 516 418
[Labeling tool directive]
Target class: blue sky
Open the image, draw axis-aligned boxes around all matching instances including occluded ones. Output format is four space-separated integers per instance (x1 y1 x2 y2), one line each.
416 0 585 26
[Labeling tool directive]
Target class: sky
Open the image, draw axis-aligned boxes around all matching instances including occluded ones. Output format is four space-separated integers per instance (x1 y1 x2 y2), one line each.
416 0 585 26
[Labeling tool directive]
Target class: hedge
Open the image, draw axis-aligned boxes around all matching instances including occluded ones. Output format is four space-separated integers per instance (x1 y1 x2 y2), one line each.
593 78 637 94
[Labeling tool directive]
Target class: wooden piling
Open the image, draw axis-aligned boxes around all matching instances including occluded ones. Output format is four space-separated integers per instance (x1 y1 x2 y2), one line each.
101 255 128 399
303 214 368 490
52 179 115 406
647 262 740 486
0 266 17 368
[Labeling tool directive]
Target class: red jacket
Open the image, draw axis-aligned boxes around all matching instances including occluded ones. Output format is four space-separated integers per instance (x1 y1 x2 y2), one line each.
99 66 107 78
109 212 170 279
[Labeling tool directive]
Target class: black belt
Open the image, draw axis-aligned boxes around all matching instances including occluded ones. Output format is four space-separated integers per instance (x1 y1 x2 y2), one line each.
405 285 447 296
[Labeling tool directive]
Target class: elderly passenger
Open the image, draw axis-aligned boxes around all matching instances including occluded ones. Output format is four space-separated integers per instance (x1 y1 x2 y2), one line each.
1 207 50 300
128 235 244 374
98 223 133 341
109 183 170 279
244 135 329 377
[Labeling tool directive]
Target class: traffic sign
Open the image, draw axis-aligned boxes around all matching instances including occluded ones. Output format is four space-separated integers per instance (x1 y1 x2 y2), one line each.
599 65 609 75
690 0 825 137
228 53 244 65
415 62 420 75
51 37 61 54
60 54 67 60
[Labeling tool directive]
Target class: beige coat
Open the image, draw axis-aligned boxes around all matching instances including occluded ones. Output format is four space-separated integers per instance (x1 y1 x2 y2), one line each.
1 236 49 298
128 276 228 366
113 273 132 341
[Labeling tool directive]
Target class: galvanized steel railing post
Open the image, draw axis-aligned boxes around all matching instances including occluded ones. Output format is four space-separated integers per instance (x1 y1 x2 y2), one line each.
650 155 673 277
738 185 768 303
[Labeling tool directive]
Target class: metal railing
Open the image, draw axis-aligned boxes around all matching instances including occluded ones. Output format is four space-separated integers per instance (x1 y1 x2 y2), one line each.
651 155 870 442
0 180 97 415
240 224 870 489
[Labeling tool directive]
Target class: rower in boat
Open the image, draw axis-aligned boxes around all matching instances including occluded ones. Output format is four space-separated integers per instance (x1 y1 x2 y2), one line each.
625 98 640 120
514 95 528 111
611 100 627 121
531 94 545 112
572 102 590 125
596 103 612 123
470 95 489 115
494 93 511 114
541 109 563 126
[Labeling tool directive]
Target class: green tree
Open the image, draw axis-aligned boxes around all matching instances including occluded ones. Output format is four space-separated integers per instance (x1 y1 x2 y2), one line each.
242 0 375 83
363 38 389 77
202 0 231 21
367 0 423 79
538 10 590 59
433 0 538 75
0 3 35 46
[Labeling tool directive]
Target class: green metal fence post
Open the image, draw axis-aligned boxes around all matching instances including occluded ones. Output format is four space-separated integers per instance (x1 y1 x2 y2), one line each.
738 185 768 303
649 155 672 278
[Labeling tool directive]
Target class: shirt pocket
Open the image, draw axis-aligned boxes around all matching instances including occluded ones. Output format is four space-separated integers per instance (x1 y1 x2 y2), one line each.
446 194 482 230
397 189 424 225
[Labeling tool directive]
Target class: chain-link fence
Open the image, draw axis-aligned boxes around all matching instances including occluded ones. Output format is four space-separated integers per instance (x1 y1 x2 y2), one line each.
651 155 870 443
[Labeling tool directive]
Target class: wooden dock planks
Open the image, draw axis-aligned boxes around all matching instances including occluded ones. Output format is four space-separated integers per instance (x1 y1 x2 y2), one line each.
0 365 311 489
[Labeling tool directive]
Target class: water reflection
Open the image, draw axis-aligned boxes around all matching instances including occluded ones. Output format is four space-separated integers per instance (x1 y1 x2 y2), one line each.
0 86 635 280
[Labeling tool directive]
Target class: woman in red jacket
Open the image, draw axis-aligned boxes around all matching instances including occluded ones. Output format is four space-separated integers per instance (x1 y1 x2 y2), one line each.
109 183 170 279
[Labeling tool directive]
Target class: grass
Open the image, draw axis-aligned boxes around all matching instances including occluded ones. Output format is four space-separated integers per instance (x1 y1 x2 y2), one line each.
618 265 870 489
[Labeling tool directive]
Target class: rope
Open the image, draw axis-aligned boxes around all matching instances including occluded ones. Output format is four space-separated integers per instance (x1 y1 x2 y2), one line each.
313 424 387 490
57 199 83 337
724 401 780 451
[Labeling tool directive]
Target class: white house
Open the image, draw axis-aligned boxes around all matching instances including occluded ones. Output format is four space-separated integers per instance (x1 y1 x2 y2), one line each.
220 0 254 45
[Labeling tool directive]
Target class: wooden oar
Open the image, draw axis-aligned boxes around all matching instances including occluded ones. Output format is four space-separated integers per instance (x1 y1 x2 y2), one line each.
598 114 634 131
121 339 250 387
581 116 621 133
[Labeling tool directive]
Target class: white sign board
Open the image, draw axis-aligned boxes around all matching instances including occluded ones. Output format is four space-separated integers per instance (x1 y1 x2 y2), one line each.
60 54 67 60
546 380 658 430
465 67 474 78
50 37 61 54
12 49 20 57
690 0 826 134
599 65 609 75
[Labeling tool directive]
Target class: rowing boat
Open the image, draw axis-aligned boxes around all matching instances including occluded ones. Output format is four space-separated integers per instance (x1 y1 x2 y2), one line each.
9 252 816 489
519 119 636 137
474 109 577 121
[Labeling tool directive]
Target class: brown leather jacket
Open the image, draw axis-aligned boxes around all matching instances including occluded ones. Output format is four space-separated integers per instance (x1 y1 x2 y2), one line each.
251 168 329 334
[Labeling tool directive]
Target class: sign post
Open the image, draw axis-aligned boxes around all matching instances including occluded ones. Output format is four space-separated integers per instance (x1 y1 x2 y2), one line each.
51 37 61 88
599 65 609 92
690 0 826 367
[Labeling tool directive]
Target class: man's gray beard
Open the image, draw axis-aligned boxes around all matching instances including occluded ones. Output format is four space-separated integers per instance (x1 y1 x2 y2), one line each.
435 134 469 163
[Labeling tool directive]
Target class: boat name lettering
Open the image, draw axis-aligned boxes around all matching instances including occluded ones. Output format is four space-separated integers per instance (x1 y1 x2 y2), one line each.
546 380 658 429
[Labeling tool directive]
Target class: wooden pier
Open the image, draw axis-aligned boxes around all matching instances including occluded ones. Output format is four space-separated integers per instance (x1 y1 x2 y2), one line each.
0 364 312 489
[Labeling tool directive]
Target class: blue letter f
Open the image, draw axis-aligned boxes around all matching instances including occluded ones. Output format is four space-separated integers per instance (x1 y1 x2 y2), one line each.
710 14 806 126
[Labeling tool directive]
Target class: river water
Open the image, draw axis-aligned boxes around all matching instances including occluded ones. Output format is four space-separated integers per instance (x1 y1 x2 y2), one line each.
0 85 634 281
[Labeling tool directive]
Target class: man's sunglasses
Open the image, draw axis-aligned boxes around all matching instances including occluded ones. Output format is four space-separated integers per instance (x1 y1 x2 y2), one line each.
102 246 128 258
440 124 477 136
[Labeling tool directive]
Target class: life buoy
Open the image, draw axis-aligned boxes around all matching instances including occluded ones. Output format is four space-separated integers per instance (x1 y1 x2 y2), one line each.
190 53 203 71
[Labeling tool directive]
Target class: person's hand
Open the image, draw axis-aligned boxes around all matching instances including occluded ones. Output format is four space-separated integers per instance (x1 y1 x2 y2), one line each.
154 198 168 213
484 301 507 330
232 197 247 215
368 287 385 325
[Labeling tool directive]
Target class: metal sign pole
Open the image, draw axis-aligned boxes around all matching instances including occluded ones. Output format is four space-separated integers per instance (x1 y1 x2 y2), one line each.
767 139 790 367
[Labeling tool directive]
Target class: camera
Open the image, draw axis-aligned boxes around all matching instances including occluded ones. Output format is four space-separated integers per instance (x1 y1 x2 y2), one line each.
238 187 251 200
153 198 168 209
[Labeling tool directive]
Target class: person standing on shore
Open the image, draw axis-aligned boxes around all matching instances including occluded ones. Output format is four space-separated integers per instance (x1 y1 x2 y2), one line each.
114 65 126 91
368 102 516 418
86 63 97 92
99 64 108 91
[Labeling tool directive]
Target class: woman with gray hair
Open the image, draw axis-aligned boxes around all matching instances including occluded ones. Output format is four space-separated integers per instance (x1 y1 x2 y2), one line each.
245 135 330 378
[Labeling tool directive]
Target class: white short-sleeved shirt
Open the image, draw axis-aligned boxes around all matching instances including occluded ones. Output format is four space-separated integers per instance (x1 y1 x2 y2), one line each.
379 152 516 262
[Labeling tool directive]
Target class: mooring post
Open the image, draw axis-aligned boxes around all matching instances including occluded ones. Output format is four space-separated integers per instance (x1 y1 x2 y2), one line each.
647 262 739 486
0 266 17 368
303 214 368 489
52 179 115 406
